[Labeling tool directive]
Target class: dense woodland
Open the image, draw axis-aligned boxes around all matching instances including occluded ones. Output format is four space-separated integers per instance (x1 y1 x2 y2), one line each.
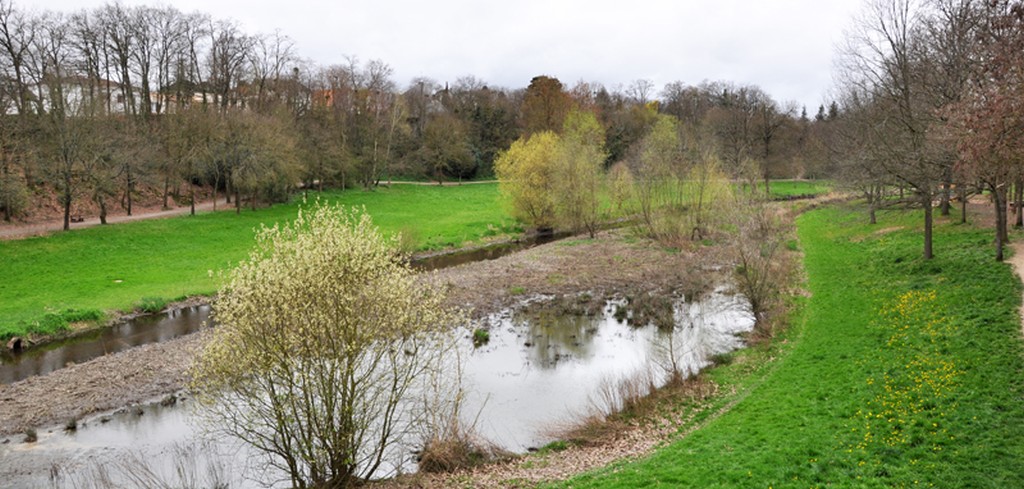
0 0 831 230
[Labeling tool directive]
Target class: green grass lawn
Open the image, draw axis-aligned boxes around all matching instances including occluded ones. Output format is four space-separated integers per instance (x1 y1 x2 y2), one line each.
0 183 515 339
556 206 1024 488
771 179 833 197
737 179 833 198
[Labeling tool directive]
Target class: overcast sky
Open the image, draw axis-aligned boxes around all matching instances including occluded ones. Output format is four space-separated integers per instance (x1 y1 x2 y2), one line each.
28 0 866 111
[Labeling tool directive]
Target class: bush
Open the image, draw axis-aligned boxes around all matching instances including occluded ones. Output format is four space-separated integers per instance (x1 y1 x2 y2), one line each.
418 434 502 474
190 204 464 487
472 328 490 347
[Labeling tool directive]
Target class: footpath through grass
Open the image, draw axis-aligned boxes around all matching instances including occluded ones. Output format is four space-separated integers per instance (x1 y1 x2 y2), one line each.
558 206 1024 488
0 183 515 339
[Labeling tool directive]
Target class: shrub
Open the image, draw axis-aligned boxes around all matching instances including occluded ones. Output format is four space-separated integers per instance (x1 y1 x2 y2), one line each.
190 204 464 487
137 297 168 314
472 328 490 347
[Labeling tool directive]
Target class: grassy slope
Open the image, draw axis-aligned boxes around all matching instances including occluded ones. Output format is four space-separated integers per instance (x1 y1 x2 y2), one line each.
0 184 515 338
558 206 1024 488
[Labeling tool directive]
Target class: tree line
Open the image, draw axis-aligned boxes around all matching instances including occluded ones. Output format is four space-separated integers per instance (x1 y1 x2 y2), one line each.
831 0 1024 261
0 0 830 230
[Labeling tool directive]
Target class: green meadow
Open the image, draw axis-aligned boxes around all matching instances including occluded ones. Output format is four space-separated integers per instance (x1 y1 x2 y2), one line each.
557 205 1024 488
0 183 516 339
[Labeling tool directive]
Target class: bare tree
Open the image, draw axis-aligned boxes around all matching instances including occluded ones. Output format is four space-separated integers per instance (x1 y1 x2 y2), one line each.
839 0 947 259
949 0 1024 261
207 19 251 111
752 92 797 195
99 4 137 117
626 78 655 105
0 0 38 115
249 30 295 113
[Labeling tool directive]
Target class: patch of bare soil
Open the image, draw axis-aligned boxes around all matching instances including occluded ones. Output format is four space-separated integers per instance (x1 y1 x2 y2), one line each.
429 230 727 319
0 229 723 439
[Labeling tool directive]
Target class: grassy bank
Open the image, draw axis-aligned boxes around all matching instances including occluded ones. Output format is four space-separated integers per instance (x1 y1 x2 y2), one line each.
0 184 515 339
557 205 1024 488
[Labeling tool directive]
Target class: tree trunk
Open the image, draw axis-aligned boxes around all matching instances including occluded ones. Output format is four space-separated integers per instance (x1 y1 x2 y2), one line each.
62 190 72 231
994 183 1008 262
99 199 107 225
868 186 878 225
162 176 170 210
190 183 196 216
213 173 221 211
1014 180 1023 228
923 192 933 260
235 187 241 215
940 182 950 216
125 165 133 217
2 165 10 222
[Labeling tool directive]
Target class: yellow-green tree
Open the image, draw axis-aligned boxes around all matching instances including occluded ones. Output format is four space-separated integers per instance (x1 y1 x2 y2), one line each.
494 131 561 231
554 109 606 237
683 151 733 240
190 204 462 488
630 114 684 237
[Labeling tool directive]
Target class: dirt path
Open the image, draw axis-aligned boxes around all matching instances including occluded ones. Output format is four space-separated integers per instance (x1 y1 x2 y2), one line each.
0 198 230 241
1009 241 1024 336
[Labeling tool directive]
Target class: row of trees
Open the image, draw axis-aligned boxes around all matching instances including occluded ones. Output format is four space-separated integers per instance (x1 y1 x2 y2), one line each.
832 0 1024 261
0 0 834 230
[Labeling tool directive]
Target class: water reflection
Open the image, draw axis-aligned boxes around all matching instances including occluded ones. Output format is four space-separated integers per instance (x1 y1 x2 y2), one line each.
0 289 754 488
1 233 562 385
0 306 211 384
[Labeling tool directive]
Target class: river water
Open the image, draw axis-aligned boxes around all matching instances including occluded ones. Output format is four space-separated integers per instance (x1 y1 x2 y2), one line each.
0 234 562 386
0 288 753 488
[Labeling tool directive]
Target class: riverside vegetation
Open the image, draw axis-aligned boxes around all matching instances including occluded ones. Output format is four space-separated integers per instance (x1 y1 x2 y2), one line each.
0 180 825 342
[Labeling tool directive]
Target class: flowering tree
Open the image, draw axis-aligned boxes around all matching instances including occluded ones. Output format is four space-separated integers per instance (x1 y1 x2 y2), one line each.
190 203 461 488
494 131 561 231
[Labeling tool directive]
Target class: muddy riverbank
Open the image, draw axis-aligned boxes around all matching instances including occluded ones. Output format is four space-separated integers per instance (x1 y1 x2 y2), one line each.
0 229 722 438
